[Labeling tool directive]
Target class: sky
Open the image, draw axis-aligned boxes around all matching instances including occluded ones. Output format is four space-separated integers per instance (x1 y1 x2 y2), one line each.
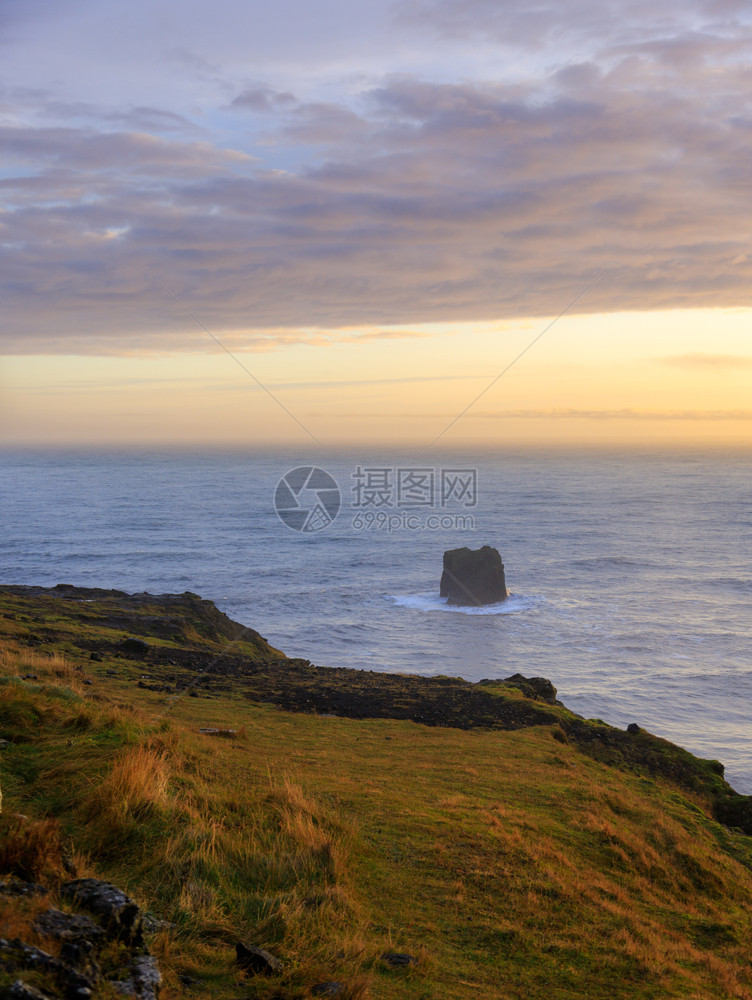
1 0 752 448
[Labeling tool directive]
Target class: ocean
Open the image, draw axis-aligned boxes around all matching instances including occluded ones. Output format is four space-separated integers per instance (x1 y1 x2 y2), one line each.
2 448 751 791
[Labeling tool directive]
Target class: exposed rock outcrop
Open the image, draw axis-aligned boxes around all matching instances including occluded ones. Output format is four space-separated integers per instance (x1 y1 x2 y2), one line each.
61 879 143 946
500 674 559 705
440 546 508 606
0 879 161 1000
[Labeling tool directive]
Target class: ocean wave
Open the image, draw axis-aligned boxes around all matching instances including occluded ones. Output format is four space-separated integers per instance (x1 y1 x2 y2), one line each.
386 592 544 616
708 577 752 593
572 556 648 569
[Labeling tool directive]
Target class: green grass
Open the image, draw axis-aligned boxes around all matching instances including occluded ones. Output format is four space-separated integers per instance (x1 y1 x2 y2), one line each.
3 588 752 999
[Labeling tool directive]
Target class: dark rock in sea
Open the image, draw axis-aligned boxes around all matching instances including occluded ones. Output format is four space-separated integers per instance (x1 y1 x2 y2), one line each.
61 879 143 946
381 952 418 967
502 674 558 705
440 546 508 606
235 943 283 976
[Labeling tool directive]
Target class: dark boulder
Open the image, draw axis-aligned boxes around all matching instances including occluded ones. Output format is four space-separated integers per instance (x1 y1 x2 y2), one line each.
118 638 149 657
2 877 161 1000
0 881 48 897
113 955 162 1000
502 674 558 705
34 908 104 944
440 546 508 606
235 943 282 976
61 880 143 946
0 938 94 1000
4 981 54 999
34 909 104 982
381 952 418 967
714 792 752 834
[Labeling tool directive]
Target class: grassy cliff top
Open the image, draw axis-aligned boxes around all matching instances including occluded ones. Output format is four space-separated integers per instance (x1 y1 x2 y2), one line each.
2 585 752 1000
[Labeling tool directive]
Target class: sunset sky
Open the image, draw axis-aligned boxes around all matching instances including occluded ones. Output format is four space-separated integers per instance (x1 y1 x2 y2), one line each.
2 0 752 448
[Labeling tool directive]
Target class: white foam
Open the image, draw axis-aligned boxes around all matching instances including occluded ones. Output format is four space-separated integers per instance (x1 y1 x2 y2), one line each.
386 592 544 616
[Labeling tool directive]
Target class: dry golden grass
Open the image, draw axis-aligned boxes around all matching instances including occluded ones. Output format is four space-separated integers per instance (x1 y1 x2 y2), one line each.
0 642 85 694
0 891 58 955
82 745 171 829
0 815 66 884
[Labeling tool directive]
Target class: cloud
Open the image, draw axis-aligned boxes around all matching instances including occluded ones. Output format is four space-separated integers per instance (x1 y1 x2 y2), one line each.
472 408 752 420
0 309 436 356
230 87 297 112
658 354 752 369
393 0 752 56
0 126 252 174
339 328 432 342
306 408 752 420
3 1 752 352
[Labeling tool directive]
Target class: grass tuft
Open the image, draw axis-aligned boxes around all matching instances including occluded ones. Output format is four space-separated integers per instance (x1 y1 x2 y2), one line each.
83 745 171 830
0 814 65 883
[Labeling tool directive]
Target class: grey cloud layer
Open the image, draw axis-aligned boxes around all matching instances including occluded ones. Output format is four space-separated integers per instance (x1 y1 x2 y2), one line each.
396 0 751 52
2 0 752 352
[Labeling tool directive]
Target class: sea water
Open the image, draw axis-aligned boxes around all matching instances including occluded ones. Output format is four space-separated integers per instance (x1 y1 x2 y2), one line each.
2 448 751 791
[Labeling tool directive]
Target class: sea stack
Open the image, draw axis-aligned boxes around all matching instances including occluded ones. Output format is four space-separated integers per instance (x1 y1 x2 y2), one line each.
440 545 508 606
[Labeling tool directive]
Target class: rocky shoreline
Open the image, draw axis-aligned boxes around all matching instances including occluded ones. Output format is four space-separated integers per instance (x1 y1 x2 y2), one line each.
1 582 751 836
